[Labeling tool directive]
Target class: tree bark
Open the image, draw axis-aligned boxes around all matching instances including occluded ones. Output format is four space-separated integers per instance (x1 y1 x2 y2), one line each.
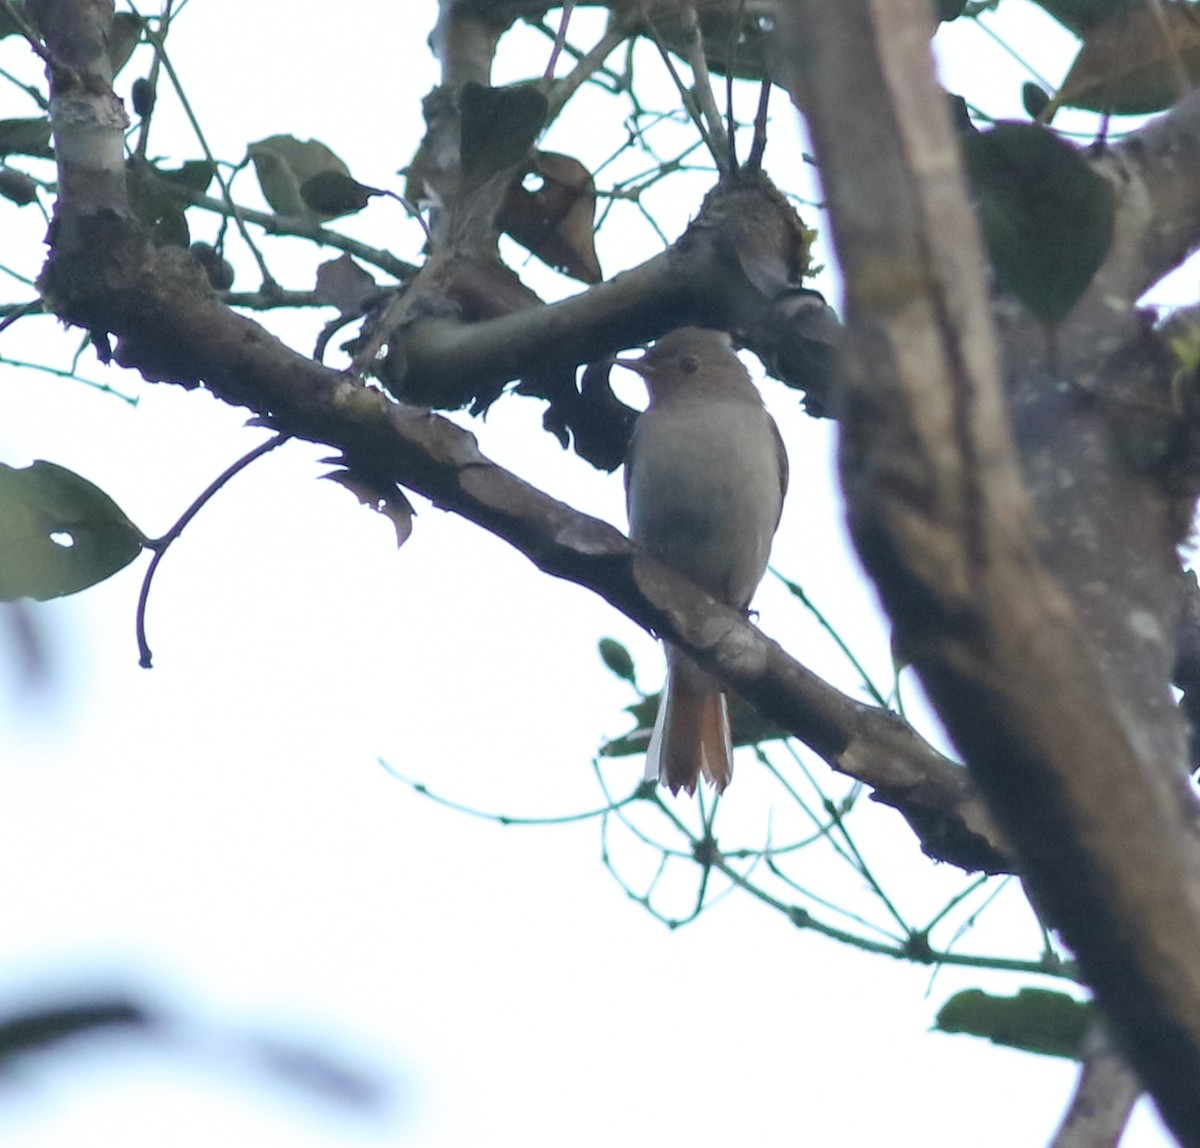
777 2 1200 1142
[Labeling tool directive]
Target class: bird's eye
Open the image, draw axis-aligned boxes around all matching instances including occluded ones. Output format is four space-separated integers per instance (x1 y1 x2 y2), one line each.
680 355 700 374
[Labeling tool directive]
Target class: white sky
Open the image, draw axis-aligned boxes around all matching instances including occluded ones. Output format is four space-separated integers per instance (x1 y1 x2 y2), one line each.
0 2 1187 1145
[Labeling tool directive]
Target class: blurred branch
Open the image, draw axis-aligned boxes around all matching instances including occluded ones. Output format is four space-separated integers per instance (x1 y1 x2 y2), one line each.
1049 1021 1142 1148
776 1 1200 1141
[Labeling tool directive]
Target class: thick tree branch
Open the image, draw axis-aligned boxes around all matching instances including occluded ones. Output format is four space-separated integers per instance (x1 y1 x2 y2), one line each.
777 2 1200 1143
1049 1022 1142 1148
34 220 1006 876
1101 89 1200 305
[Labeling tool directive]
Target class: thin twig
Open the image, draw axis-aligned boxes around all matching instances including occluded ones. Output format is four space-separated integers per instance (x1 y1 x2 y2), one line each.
142 26 276 289
136 433 289 668
0 298 42 335
542 0 576 80
1 0 54 65
132 0 173 163
173 188 417 281
677 2 731 170
544 13 631 121
378 758 646 826
747 78 771 169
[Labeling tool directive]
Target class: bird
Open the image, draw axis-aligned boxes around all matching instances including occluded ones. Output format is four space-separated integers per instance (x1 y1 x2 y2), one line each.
619 327 788 796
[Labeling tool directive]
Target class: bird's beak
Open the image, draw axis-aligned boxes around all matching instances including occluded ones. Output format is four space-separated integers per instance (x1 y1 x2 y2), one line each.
612 354 652 378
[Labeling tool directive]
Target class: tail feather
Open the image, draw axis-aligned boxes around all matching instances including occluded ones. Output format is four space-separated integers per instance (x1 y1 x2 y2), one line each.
645 652 733 796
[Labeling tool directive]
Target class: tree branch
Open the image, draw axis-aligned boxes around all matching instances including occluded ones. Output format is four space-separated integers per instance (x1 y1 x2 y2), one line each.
32 211 1006 874
776 2 1200 1143
1049 1022 1142 1148
1101 89 1200 305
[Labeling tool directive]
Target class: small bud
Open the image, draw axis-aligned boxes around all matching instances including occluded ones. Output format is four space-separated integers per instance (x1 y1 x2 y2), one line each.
131 77 155 118
598 638 636 683
1022 82 1051 121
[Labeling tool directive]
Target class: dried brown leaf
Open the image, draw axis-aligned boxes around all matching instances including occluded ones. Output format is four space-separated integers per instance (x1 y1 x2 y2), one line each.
498 151 601 284
323 466 414 548
1056 1 1200 115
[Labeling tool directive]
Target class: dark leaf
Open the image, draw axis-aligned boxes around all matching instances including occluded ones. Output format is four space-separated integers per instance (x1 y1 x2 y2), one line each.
963 122 1114 325
936 0 967 19
0 461 146 602
0 167 37 205
323 465 414 548
131 76 155 117
300 170 379 219
315 254 378 316
109 12 144 76
0 117 51 159
459 82 547 193
1022 81 1051 119
598 638 636 683
0 2 29 39
156 159 218 193
936 988 1095 1060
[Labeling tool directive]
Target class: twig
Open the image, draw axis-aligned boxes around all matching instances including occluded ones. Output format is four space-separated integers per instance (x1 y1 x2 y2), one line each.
132 0 173 163
142 25 276 289
1 0 54 65
0 298 42 335
747 78 770 169
136 433 289 667
541 0 575 80
378 758 646 826
677 2 731 170
544 13 631 122
174 188 417 281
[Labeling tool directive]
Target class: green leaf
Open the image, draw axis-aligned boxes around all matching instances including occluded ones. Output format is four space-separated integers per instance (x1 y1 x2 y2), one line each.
0 2 30 40
0 167 38 206
0 117 51 160
0 461 146 601
156 159 217 194
1021 81 1051 119
936 0 967 19
598 638 636 683
459 82 547 193
248 135 351 220
109 12 144 76
299 170 379 218
936 988 1095 1059
963 122 1114 325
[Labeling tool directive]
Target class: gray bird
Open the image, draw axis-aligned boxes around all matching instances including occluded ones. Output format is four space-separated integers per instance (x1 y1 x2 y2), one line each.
620 327 788 796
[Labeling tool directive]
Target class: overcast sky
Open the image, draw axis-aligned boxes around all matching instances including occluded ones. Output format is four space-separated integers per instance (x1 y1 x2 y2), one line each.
0 3 1184 1145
